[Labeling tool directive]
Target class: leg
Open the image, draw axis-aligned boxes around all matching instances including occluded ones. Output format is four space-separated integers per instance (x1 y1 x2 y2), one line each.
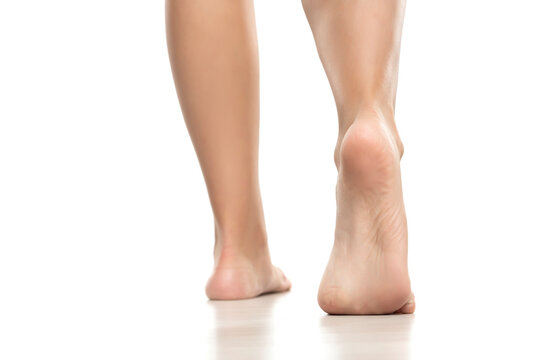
166 0 290 300
302 0 414 314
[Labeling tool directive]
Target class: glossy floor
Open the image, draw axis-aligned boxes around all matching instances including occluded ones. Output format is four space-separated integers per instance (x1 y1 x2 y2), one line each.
180 286 540 360
205 292 413 359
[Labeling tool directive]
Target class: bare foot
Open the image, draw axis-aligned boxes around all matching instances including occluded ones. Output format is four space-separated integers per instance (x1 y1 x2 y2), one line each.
206 246 291 300
318 112 415 315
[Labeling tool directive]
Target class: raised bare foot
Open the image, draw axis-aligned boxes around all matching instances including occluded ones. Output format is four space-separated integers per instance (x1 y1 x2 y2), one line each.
205 243 291 300
318 111 415 315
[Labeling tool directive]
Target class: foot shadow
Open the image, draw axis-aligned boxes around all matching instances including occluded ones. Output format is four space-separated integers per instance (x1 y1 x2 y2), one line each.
319 314 415 359
207 292 288 360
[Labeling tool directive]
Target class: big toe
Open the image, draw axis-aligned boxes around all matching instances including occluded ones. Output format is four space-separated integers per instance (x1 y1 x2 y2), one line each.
273 267 292 292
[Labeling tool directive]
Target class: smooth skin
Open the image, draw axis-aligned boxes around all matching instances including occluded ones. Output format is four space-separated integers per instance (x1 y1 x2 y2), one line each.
166 0 414 314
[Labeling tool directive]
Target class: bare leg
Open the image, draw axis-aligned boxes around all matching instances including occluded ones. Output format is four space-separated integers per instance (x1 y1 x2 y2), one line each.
302 0 415 314
166 0 290 300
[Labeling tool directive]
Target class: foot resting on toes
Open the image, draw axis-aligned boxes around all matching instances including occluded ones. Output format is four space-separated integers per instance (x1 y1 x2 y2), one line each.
318 112 415 315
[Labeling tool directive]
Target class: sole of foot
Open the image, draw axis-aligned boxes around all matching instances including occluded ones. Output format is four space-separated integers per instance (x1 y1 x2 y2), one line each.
206 252 291 300
318 112 415 315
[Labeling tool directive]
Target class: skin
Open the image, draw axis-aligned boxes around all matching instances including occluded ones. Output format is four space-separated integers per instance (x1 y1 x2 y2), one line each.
166 0 414 314
165 0 290 299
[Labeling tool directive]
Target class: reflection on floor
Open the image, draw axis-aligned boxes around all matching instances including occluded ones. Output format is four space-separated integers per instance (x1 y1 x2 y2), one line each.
206 292 414 360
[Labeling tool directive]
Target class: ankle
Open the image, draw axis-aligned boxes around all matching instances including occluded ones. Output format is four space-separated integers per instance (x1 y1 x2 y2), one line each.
213 223 270 265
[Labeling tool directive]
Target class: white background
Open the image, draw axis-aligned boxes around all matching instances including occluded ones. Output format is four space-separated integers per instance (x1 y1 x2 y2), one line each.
1 0 539 359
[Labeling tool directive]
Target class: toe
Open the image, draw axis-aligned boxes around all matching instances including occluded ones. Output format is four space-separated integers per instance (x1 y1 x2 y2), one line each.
394 293 415 314
274 267 292 292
